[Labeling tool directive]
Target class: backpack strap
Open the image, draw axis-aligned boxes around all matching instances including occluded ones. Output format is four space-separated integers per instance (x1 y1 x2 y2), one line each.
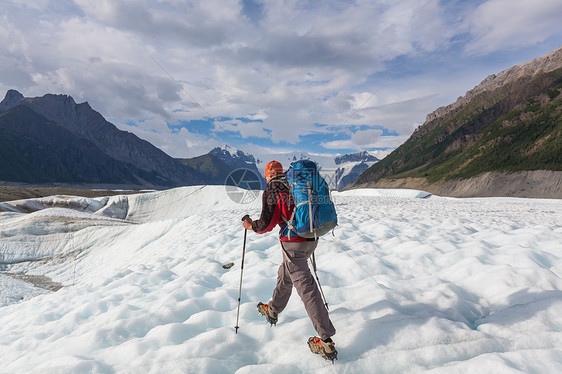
281 214 296 239
281 181 301 239
306 182 314 235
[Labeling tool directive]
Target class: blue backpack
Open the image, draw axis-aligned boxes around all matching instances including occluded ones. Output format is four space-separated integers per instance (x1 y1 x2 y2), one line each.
284 160 338 239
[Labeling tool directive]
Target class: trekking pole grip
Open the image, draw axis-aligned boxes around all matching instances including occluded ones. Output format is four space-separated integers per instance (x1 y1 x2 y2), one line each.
241 214 250 222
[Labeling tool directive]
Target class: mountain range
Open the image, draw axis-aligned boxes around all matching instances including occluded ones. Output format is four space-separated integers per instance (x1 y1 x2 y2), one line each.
334 151 379 189
180 146 378 190
0 91 374 190
178 146 266 189
6 46 559 196
0 90 204 188
355 46 562 198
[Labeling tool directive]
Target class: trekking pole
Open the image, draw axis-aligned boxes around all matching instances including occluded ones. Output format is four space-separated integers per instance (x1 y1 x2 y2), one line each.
235 214 250 334
311 252 329 310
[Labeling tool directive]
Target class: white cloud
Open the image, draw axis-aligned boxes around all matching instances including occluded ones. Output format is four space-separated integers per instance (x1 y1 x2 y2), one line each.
322 128 409 151
31 68 76 93
74 0 244 48
116 121 221 158
369 149 394 160
213 119 270 139
464 0 562 54
1 0 561 159
5 0 50 11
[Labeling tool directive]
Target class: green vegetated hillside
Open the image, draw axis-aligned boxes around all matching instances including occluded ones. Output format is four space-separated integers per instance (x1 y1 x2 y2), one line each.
177 154 233 185
356 66 562 187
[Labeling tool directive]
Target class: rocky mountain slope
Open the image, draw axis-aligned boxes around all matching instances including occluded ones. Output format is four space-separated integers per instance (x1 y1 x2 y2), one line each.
355 47 562 198
0 106 159 186
335 151 378 189
0 90 205 188
206 146 265 188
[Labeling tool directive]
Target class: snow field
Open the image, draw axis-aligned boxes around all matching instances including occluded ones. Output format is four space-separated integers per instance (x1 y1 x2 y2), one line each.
0 186 561 373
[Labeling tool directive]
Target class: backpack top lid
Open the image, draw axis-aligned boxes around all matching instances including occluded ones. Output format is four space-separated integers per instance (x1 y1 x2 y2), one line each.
286 159 319 185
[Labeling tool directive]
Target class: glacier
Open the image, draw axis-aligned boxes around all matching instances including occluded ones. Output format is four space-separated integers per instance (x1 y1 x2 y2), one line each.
1 186 562 373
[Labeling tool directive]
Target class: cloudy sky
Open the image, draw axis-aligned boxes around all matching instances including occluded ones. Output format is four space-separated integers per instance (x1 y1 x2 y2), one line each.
1 0 561 159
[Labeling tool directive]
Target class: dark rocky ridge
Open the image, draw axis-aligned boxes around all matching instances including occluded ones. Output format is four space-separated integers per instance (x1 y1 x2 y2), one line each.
335 151 378 165
208 146 265 187
0 90 204 187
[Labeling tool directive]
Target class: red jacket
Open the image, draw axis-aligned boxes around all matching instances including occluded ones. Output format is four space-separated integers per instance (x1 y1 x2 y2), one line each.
251 175 307 242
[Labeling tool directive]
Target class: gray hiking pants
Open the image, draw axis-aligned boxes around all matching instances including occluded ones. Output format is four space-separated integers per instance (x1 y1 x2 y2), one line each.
269 240 336 340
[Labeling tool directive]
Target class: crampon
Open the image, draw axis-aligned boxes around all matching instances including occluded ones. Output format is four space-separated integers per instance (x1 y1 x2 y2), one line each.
308 337 338 362
257 302 278 326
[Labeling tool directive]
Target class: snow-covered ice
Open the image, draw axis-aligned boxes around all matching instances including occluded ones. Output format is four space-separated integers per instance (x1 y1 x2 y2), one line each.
1 186 562 373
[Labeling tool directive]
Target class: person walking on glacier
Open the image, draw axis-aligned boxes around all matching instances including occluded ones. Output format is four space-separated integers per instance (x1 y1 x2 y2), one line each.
242 160 337 361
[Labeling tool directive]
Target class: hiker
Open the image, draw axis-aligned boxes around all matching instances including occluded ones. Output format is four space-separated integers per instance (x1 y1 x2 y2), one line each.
242 160 337 361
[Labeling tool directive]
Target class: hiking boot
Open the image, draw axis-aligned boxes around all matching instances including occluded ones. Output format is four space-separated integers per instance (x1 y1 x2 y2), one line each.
307 337 337 361
257 302 278 325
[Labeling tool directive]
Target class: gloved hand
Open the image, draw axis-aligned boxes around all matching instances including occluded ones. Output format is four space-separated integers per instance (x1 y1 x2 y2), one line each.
242 217 253 230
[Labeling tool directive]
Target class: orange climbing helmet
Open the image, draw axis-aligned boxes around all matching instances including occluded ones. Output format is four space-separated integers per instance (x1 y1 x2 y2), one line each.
264 160 283 179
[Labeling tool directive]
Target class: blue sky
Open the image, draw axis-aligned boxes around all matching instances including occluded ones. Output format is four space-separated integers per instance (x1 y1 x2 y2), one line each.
1 0 561 159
